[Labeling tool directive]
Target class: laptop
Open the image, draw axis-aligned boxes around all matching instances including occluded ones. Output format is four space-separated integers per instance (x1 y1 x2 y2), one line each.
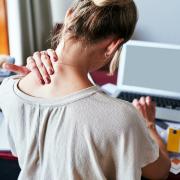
114 40 180 122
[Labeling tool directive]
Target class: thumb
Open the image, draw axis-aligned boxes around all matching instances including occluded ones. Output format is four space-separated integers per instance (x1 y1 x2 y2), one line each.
2 63 30 75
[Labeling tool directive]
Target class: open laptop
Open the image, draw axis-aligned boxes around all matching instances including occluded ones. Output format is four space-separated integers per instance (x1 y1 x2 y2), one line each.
114 40 180 122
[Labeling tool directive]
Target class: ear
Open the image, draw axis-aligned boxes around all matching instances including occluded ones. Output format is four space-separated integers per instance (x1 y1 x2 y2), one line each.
105 38 124 58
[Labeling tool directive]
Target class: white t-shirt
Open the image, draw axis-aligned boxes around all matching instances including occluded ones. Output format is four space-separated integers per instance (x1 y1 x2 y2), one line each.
0 76 159 180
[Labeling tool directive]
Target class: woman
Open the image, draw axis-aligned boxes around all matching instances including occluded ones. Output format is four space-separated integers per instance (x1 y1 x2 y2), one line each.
0 0 170 179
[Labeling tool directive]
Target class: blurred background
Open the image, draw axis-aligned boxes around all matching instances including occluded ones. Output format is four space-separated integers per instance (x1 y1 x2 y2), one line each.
0 0 180 84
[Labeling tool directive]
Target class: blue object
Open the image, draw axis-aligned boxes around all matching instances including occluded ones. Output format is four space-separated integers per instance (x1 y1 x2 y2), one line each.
0 57 15 77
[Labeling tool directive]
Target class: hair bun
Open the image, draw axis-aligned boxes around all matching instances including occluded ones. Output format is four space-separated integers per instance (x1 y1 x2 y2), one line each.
92 0 131 7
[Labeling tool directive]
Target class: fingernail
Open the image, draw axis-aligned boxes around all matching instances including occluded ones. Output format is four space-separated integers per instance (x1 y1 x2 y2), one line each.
53 56 58 61
49 69 54 75
41 79 45 85
46 77 51 84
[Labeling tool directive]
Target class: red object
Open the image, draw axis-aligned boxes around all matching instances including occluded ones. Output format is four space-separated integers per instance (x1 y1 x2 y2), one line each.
90 70 117 86
0 151 17 160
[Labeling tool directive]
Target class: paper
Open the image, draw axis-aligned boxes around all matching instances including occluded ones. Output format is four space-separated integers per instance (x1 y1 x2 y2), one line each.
170 158 180 175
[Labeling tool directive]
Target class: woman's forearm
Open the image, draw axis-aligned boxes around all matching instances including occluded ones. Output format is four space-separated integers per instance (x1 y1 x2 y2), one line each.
148 124 170 162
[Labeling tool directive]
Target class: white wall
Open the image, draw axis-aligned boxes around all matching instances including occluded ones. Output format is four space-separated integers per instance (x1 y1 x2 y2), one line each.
133 0 180 45
50 0 72 24
50 0 180 45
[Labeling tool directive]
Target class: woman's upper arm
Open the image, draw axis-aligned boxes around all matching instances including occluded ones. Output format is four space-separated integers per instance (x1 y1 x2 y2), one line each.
131 99 171 179
134 112 170 179
126 106 164 179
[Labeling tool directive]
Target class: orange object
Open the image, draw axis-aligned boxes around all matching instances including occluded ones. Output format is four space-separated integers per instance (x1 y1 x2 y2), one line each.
0 0 9 54
172 158 180 165
167 128 180 153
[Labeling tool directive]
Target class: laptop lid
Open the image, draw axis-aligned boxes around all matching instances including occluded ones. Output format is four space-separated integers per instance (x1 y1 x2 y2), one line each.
117 40 180 98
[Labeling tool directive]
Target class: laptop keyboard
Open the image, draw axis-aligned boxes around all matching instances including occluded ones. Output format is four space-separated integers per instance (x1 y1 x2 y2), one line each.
117 92 180 110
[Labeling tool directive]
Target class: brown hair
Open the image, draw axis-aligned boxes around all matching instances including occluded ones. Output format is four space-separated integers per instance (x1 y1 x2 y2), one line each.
51 0 138 74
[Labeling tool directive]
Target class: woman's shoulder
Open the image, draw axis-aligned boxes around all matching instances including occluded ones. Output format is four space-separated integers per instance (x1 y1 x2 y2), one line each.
78 91 144 130
0 75 24 109
93 91 138 116
18 72 41 96
0 73 41 98
0 75 21 93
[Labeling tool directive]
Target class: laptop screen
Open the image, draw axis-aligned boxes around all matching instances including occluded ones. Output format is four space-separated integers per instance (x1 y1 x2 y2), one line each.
118 41 180 93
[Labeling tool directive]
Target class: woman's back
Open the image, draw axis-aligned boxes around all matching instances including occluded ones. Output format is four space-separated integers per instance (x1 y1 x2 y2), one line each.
0 76 158 180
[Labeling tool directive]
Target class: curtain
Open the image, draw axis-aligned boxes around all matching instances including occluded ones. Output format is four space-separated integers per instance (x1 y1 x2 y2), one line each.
6 0 53 65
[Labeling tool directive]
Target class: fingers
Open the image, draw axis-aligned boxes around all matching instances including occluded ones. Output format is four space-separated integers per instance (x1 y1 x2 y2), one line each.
145 96 152 106
47 49 58 62
132 99 144 116
40 52 54 75
140 97 148 118
132 96 156 123
145 96 156 115
2 63 30 75
26 56 46 85
34 52 51 84
26 49 58 85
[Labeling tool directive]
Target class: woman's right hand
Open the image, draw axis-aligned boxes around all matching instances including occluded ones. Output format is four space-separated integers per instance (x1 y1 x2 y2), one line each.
25 49 58 84
3 49 58 85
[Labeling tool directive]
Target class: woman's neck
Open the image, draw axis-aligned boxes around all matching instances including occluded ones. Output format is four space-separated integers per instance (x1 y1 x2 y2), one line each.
19 40 95 98
47 62 94 97
18 61 94 99
44 42 95 97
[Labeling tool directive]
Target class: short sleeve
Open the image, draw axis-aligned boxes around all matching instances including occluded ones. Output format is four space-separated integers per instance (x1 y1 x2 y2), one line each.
0 77 11 109
0 77 10 93
0 75 23 108
129 105 159 172
114 103 159 180
0 75 21 156
134 109 159 168
6 125 17 156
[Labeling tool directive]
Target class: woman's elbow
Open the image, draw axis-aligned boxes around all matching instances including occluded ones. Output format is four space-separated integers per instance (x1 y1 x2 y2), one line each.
159 159 171 180
142 157 171 180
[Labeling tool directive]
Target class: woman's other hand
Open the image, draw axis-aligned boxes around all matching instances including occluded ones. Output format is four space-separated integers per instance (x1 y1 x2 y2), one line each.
132 96 156 129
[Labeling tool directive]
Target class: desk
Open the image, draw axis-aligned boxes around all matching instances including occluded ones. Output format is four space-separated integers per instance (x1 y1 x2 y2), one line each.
168 173 180 180
142 173 180 180
0 153 20 180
